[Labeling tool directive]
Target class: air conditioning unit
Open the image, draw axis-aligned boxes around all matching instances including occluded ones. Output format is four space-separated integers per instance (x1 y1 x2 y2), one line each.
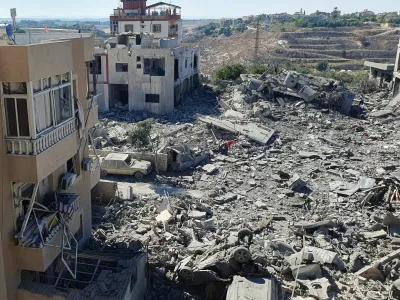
82 158 93 171
60 173 77 191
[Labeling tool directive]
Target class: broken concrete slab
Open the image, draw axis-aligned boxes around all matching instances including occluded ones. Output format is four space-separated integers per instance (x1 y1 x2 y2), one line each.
297 278 330 300
156 210 173 223
202 164 218 174
198 116 275 145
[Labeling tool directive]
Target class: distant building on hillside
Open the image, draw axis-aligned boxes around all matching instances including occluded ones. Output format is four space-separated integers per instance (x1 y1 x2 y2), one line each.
358 9 375 17
234 18 243 26
268 13 293 23
220 18 233 27
243 15 255 22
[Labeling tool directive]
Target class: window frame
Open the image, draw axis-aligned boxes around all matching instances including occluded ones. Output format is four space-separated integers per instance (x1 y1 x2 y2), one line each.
145 94 160 103
152 24 162 33
3 97 30 138
116 63 129 72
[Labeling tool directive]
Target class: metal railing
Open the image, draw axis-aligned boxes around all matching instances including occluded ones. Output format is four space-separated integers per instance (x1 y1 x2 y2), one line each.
6 118 76 155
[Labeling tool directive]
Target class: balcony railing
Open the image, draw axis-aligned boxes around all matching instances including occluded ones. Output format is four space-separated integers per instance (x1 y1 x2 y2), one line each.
6 118 76 156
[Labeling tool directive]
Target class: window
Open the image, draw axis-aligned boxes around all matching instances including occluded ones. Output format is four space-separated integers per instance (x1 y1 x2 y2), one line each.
185 58 188 69
137 64 142 69
54 86 73 125
125 24 134 32
145 94 160 103
153 24 162 33
4 98 30 137
89 56 102 75
34 92 53 134
116 63 128 72
194 55 198 69
144 58 165 76
111 21 119 34
67 154 81 175
137 56 141 62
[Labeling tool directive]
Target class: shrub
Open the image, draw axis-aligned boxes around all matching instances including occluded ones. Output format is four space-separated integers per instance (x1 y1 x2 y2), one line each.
248 64 269 74
216 64 246 81
127 119 153 149
316 61 329 72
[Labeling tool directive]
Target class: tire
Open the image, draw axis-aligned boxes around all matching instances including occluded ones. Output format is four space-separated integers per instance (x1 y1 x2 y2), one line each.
100 169 108 177
178 266 195 283
134 172 144 179
232 246 251 264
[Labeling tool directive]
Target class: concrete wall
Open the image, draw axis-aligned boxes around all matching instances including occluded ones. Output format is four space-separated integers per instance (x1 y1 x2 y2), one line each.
108 47 175 114
14 33 92 45
118 20 169 39
0 38 95 300
0 41 73 82
91 180 118 203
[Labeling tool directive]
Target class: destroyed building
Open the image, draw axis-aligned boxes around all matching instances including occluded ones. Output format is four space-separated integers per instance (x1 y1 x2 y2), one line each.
364 61 395 89
89 0 200 114
0 37 147 300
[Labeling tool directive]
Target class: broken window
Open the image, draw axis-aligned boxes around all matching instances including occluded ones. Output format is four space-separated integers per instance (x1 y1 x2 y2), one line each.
145 94 160 103
116 63 128 72
174 59 179 81
34 92 53 134
89 56 102 75
125 24 134 32
185 58 188 69
144 58 165 76
4 98 30 137
2 82 27 95
153 24 162 33
54 86 73 125
194 55 198 69
67 154 81 175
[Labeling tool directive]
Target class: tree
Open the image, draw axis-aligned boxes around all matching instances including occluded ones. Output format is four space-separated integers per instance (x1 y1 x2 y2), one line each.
127 119 160 173
316 61 329 72
216 64 246 81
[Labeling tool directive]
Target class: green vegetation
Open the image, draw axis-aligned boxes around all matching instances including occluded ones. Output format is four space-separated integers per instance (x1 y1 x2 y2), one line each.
247 64 269 74
15 29 26 33
316 61 329 72
127 119 153 149
216 64 247 81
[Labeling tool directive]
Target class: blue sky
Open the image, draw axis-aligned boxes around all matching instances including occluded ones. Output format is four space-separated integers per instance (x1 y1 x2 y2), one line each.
0 0 399 19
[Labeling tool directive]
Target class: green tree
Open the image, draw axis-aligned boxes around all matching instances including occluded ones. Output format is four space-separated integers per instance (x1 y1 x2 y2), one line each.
216 64 246 81
316 61 329 72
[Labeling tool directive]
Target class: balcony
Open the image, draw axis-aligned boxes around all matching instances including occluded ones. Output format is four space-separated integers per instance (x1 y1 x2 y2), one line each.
86 95 99 129
5 119 79 182
14 193 81 272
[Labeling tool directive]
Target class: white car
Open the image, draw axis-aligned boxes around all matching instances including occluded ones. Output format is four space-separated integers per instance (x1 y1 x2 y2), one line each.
100 153 152 179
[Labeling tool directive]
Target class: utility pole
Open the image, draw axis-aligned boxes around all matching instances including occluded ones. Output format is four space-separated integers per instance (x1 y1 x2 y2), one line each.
10 8 16 30
254 20 260 62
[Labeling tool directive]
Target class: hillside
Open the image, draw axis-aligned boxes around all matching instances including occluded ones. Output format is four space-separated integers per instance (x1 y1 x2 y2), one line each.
198 25 400 75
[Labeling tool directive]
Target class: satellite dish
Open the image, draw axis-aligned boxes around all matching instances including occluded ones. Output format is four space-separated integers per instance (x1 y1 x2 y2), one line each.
6 24 13 37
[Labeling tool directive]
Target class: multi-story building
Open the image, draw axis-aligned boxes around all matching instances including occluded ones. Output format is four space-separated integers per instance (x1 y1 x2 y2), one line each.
0 37 98 299
394 37 400 96
91 0 200 115
220 18 233 27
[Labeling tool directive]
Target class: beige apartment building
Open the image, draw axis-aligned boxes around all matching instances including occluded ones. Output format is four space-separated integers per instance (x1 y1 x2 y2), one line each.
0 37 100 299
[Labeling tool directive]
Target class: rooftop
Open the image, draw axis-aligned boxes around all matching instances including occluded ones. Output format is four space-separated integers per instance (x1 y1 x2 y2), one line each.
146 2 181 9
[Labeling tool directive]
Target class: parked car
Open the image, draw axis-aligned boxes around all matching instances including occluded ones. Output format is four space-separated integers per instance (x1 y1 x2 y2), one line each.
100 153 152 179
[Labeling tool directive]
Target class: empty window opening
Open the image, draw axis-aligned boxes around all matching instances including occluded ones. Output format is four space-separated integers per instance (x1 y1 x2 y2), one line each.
185 58 188 69
144 58 165 76
89 56 102 75
116 63 128 72
110 21 119 34
110 84 129 108
137 56 141 62
2 82 27 95
4 98 30 137
135 35 142 45
174 59 179 81
125 24 134 32
67 154 81 175
153 24 162 33
137 64 142 69
145 94 160 103
194 54 198 69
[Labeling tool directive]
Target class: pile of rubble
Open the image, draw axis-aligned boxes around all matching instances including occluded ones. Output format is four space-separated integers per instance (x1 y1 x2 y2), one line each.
91 71 400 299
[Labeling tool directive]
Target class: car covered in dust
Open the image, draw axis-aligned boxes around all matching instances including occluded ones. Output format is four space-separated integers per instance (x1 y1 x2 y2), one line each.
100 153 152 179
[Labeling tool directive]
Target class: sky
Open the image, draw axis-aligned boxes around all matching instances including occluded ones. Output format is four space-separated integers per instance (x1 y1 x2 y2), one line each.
0 0 399 19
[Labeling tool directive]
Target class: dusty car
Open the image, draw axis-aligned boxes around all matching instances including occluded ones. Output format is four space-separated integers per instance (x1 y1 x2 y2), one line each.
100 153 152 179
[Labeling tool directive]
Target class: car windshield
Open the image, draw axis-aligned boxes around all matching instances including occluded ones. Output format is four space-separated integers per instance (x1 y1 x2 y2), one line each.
124 157 132 165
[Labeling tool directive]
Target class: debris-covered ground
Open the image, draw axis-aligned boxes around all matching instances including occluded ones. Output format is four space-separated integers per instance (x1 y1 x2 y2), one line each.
91 71 400 299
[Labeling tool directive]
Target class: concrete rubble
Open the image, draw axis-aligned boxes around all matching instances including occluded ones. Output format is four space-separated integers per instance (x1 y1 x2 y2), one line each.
90 71 400 299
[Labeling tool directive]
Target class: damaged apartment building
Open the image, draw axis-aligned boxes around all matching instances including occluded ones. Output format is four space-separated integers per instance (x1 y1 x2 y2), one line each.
89 0 200 114
0 37 147 300
394 36 400 96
